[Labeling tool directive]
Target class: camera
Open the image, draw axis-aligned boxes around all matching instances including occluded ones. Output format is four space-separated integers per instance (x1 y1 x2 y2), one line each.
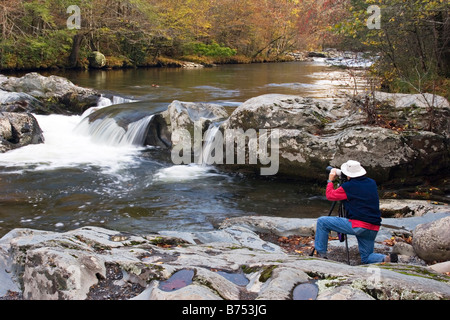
326 166 347 181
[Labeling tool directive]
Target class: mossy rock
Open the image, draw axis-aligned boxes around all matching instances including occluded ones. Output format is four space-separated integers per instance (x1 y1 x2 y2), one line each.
88 51 106 69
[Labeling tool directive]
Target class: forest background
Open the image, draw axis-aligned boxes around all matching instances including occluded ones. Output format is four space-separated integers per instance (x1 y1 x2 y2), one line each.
0 0 449 98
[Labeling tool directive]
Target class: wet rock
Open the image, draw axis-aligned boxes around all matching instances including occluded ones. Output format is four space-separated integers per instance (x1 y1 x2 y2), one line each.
0 90 43 113
0 73 100 115
148 100 229 150
0 112 44 153
166 100 228 139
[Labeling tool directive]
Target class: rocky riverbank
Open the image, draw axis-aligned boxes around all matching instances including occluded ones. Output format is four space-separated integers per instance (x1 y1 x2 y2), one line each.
0 199 448 300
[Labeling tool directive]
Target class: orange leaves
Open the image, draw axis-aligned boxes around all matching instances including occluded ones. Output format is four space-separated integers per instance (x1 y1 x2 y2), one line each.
276 235 314 255
382 235 413 247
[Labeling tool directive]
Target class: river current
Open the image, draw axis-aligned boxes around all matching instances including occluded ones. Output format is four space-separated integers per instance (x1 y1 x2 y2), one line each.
0 60 362 237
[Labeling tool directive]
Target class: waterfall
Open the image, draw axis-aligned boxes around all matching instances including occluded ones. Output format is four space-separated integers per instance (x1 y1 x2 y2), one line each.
153 122 225 183
201 123 222 166
75 114 154 147
81 95 137 118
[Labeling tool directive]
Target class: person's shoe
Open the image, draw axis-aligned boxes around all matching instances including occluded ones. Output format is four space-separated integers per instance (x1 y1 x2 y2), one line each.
317 252 328 259
390 253 398 263
385 253 398 263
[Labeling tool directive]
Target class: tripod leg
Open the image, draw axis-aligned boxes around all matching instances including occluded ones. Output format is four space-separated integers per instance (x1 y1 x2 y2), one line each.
345 237 350 265
328 201 337 216
338 202 351 264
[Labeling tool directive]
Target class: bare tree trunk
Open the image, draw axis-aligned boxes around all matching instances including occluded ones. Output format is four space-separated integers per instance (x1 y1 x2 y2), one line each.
436 11 450 77
68 32 84 68
413 24 428 73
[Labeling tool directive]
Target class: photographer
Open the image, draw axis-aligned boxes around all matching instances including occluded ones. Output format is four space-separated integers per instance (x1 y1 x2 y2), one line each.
314 160 398 264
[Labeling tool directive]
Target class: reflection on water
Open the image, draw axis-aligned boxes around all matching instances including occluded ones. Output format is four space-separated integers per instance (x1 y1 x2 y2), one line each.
0 61 349 237
48 61 354 102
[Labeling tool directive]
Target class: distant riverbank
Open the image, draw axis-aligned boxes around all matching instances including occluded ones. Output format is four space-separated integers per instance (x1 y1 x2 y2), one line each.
0 51 300 74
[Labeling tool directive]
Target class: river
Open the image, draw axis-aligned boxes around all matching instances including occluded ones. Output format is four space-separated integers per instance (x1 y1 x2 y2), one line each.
0 60 362 237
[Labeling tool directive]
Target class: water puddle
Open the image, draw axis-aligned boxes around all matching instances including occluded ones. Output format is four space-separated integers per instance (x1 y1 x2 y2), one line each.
159 269 194 292
292 281 319 300
216 270 249 286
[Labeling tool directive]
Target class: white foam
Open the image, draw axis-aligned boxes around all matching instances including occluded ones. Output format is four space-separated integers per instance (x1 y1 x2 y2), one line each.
0 113 140 173
153 164 222 183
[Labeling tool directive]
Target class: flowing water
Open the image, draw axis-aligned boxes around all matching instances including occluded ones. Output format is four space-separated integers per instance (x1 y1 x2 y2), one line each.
0 60 359 237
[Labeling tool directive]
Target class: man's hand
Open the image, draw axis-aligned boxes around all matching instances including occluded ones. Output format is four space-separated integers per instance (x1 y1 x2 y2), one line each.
328 168 338 182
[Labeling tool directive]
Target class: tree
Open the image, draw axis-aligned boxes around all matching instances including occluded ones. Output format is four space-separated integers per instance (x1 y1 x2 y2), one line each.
333 0 450 96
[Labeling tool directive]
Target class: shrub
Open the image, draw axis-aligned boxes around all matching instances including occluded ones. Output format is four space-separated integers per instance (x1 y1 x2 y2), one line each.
184 41 237 57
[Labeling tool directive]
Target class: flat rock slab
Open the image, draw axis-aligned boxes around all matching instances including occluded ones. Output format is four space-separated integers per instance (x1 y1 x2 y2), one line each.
1 214 449 300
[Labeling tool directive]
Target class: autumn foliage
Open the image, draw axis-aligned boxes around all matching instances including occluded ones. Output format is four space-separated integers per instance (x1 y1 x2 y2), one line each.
1 0 448 102
0 0 349 70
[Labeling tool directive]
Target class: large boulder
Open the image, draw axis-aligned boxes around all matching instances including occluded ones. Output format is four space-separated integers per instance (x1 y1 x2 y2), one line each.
218 93 449 182
0 73 100 115
150 100 229 151
413 216 450 262
163 100 229 137
224 94 333 133
0 90 43 113
0 112 44 153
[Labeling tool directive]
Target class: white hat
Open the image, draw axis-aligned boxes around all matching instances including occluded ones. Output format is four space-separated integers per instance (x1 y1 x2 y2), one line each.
340 160 367 178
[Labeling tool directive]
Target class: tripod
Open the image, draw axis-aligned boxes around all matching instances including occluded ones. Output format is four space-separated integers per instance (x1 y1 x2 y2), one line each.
310 199 351 265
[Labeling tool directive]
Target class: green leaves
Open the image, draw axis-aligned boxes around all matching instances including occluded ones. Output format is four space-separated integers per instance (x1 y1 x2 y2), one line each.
185 41 237 57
